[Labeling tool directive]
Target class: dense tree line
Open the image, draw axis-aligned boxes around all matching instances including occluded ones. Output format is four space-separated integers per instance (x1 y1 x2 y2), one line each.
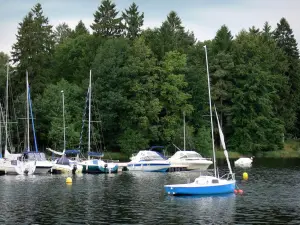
0 0 299 157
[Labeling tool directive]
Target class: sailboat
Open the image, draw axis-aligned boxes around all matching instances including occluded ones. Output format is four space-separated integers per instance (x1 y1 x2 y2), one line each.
20 72 53 174
168 112 213 170
164 45 236 195
51 90 82 174
80 70 118 173
0 69 36 175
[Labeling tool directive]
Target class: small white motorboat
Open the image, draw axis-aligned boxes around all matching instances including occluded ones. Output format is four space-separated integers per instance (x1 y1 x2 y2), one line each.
234 157 253 168
127 149 170 172
168 150 212 170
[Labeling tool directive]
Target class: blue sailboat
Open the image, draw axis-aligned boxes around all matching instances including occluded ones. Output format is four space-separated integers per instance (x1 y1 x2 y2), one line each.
164 46 236 195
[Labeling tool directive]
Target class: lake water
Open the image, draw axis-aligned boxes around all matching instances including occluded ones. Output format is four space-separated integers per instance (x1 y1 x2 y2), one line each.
1 158 300 224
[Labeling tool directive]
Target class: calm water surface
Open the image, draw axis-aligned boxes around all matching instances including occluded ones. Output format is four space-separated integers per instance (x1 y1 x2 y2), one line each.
1 158 300 224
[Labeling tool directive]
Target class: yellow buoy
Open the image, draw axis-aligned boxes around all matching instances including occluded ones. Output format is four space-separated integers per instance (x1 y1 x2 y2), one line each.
243 172 248 180
66 177 72 184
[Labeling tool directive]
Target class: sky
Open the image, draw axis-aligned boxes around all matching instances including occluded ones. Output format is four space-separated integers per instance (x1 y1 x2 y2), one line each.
0 0 299 55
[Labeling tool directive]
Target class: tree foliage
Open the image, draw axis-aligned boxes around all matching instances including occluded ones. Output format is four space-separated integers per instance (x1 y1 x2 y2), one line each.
90 0 123 38
7 3 300 157
122 2 144 39
11 3 55 97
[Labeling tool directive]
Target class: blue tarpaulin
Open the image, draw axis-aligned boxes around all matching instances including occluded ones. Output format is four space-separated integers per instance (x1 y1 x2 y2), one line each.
65 149 80 155
88 151 104 157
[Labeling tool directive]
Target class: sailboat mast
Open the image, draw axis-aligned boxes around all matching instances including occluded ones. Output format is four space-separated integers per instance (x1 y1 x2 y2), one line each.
61 90 66 153
88 70 91 159
26 71 30 152
5 63 8 151
204 45 217 177
183 111 186 151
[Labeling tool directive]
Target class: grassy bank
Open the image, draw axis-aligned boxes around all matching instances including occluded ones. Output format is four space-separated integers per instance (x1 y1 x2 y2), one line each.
261 139 300 158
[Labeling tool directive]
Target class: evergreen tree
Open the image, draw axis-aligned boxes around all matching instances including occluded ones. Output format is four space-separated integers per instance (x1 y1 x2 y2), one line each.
90 0 123 38
73 20 89 37
274 18 299 59
54 22 72 44
0 52 9 101
262 21 272 40
273 18 300 136
122 2 144 39
230 31 285 154
213 25 233 53
249 26 260 34
143 11 195 60
11 3 55 96
210 25 234 130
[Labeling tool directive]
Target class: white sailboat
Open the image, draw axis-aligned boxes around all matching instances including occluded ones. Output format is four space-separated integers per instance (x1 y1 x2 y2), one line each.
168 112 213 170
164 45 236 195
0 69 36 175
80 70 118 173
22 73 52 174
51 90 82 174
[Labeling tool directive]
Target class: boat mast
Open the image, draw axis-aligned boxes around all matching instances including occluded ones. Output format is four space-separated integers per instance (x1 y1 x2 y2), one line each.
5 63 8 152
61 90 66 153
204 45 217 177
183 111 186 151
26 71 30 152
88 70 91 160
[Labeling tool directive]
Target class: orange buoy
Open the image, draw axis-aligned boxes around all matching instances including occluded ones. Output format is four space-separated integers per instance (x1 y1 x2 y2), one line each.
238 189 244 194
234 189 238 194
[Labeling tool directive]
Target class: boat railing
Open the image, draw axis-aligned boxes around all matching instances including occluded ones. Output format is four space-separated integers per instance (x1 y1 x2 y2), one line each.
198 169 214 177
104 159 119 163
220 172 235 180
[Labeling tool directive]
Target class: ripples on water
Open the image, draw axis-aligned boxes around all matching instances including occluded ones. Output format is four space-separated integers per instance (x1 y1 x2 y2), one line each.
1 158 300 224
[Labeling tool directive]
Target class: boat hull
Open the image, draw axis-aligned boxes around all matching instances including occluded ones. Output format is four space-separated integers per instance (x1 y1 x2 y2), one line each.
164 178 236 195
127 163 170 172
82 164 118 174
170 160 212 171
34 166 52 174
51 164 82 174
81 159 119 174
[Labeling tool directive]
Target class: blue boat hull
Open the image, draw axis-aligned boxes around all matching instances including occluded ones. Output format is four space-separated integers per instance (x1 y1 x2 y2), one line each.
165 181 235 195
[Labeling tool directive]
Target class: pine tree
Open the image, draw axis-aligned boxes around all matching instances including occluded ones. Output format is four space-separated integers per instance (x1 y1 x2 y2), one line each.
90 0 123 37
11 3 55 96
273 18 300 136
122 2 144 39
274 18 299 59
213 25 233 53
143 11 195 60
73 20 89 37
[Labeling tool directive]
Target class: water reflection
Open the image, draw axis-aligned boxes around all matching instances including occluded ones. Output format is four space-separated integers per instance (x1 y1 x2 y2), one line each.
166 194 236 224
1 159 300 224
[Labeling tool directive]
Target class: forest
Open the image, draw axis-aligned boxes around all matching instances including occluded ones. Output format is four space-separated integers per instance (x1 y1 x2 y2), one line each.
0 0 299 158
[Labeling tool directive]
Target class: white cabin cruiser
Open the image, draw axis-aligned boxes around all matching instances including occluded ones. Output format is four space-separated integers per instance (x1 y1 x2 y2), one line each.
1 150 36 175
168 150 213 170
127 149 170 172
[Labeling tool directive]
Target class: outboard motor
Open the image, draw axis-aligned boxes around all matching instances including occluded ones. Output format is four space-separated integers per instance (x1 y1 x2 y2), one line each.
72 165 77 174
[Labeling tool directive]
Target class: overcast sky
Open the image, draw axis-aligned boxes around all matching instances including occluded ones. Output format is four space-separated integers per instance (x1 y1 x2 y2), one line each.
0 0 299 55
